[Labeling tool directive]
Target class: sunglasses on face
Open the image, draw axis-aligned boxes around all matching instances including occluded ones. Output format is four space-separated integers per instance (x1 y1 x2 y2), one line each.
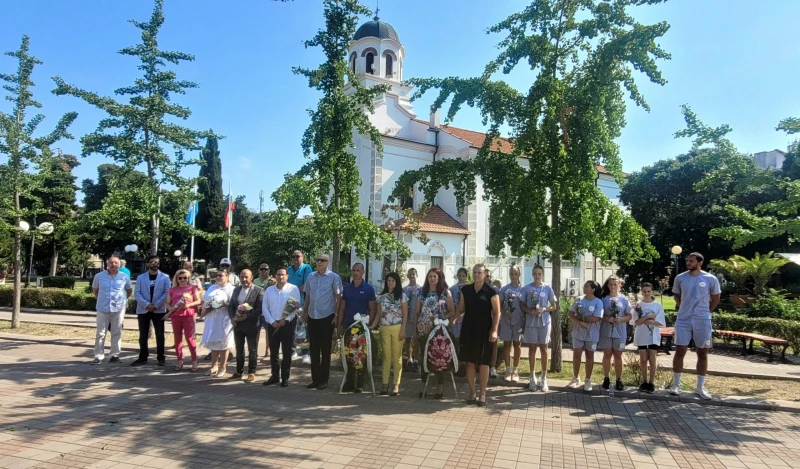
259 268 268 271
177 276 188 280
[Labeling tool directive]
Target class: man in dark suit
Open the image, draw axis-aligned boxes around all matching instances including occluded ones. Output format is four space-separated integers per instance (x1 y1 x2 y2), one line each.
228 269 265 383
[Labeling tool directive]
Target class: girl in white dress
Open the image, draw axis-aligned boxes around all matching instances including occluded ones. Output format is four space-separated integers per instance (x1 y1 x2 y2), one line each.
200 270 235 378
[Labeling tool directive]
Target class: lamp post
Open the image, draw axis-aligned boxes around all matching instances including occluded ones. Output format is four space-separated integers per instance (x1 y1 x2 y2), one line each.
24 219 54 287
124 245 139 271
671 245 683 275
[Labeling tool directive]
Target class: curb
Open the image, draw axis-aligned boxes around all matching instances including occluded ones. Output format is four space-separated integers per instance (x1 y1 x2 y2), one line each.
0 307 137 320
2 333 798 413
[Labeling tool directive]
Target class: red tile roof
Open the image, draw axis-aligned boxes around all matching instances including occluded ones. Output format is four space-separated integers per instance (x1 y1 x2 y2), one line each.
394 205 470 235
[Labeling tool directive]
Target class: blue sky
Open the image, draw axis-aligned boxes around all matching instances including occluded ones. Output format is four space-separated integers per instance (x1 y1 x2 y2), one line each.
2 0 799 211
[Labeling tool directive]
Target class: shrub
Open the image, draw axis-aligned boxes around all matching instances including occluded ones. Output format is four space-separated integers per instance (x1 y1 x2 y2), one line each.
0 287 136 314
41 276 76 290
746 289 800 320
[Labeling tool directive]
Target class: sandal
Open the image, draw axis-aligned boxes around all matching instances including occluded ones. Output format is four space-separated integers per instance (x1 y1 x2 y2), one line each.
205 367 218 377
380 387 389 395
174 362 184 371
191 362 199 372
477 400 487 407
467 398 477 405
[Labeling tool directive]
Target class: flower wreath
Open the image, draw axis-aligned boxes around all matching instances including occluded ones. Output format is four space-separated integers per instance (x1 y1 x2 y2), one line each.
423 318 458 374
340 313 372 375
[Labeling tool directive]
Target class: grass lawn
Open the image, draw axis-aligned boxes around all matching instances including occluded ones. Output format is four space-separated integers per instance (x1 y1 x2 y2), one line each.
3 320 799 402
657 294 676 311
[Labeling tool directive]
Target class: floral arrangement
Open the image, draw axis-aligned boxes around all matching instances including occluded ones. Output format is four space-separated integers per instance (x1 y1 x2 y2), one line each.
201 288 229 317
634 303 654 334
424 318 457 373
608 299 620 337
235 302 252 319
574 301 584 323
342 313 371 372
272 297 302 335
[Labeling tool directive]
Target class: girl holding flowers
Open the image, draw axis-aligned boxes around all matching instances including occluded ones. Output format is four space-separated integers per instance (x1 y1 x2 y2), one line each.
633 283 665 393
567 281 604 392
416 267 454 399
599 275 633 392
371 272 408 396
166 269 203 371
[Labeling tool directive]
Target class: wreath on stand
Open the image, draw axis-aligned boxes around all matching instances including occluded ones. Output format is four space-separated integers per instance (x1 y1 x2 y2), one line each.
422 318 459 398
340 313 375 395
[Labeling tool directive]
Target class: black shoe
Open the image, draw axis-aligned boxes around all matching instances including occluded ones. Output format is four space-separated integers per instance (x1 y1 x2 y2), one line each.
306 382 318 389
434 392 443 400
131 359 148 367
354 387 363 394
109 356 121 363
204 353 212 360
615 379 624 391
317 383 328 390
342 384 355 393
280 380 289 388
477 400 487 407
602 377 610 390
263 376 280 386
229 372 243 380
638 382 648 392
466 398 477 405
157 359 165 367
646 382 656 394
418 391 424 399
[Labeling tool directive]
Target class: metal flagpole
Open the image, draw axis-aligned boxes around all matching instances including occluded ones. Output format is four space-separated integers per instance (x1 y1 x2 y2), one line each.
189 185 197 263
227 182 232 259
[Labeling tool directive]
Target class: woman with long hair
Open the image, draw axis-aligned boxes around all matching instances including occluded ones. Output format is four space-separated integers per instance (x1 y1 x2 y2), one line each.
457 264 501 406
371 272 408 396
567 280 604 392
166 269 203 371
520 265 557 392
599 275 632 392
416 267 454 399
200 270 235 378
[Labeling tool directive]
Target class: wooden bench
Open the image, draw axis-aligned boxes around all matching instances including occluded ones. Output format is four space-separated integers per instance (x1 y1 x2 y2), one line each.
659 327 674 355
714 330 790 362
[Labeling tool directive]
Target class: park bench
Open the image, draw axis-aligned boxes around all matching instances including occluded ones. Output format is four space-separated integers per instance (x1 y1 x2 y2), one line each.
659 327 674 354
714 329 789 362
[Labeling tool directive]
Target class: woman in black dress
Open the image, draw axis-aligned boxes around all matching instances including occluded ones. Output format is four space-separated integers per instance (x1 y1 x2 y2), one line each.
455 264 501 406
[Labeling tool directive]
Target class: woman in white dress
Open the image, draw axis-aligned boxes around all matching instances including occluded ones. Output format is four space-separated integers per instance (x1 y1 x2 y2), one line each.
200 270 235 377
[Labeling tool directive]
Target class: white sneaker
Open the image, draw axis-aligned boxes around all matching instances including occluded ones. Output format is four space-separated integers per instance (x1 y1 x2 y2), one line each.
528 375 539 391
540 378 549 392
668 384 681 396
511 370 519 383
695 386 712 400
583 379 593 392
504 368 513 382
490 367 498 379
302 354 311 365
567 377 580 389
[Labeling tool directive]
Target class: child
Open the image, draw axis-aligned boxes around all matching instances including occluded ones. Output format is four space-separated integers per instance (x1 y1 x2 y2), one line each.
599 275 632 392
633 283 665 393
567 281 604 392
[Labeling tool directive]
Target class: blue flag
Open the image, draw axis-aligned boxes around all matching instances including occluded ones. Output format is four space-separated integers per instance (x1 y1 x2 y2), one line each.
185 200 198 225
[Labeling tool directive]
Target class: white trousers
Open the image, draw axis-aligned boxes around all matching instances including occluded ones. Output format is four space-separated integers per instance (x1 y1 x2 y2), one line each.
95 311 125 360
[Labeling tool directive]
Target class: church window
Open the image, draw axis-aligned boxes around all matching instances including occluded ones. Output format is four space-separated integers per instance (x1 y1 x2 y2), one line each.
366 53 375 75
385 55 393 77
430 256 444 271
350 52 357 74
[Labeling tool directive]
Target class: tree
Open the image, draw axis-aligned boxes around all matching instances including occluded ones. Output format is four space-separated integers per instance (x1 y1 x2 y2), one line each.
195 136 225 262
618 106 786 290
278 0 407 274
247 212 326 273
0 35 77 328
52 0 213 256
389 0 668 371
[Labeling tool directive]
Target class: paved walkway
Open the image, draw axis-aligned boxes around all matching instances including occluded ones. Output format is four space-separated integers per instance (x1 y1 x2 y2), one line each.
3 309 800 380
1 339 799 469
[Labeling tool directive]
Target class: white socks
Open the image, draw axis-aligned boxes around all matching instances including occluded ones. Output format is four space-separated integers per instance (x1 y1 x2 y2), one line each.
697 375 706 389
674 373 682 387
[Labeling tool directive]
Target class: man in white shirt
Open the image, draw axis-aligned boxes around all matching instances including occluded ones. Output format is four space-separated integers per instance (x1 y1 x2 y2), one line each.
262 267 302 387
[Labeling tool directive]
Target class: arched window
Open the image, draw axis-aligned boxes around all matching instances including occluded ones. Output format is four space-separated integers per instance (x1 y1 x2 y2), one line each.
385 55 393 77
366 52 375 75
349 52 357 74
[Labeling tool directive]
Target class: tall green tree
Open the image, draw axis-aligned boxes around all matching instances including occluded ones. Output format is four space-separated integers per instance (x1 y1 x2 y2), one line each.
195 136 225 262
277 0 406 274
390 0 668 371
0 35 77 328
52 0 213 256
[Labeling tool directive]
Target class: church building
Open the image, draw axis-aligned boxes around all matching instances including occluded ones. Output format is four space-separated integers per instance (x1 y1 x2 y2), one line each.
347 16 621 293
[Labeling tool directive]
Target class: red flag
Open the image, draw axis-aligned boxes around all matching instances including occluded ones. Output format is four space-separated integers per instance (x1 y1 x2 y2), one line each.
224 196 235 228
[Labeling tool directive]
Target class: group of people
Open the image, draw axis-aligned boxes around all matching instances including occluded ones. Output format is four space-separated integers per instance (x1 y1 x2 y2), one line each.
90 248 720 402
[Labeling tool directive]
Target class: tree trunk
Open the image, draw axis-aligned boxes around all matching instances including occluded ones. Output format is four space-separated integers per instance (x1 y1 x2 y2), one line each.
549 200 562 372
49 244 59 277
12 190 22 329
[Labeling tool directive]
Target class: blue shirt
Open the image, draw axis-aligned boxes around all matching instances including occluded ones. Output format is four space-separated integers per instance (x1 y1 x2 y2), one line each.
521 282 556 327
673 270 721 320
119 267 131 277
288 263 312 303
92 270 132 313
600 295 631 340
305 269 343 319
571 296 604 343
342 280 376 326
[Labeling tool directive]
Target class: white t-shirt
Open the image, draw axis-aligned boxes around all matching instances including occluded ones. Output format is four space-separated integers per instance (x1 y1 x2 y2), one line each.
632 300 666 346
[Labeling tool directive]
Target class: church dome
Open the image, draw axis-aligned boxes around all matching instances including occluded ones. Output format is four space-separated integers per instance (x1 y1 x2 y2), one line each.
354 19 399 42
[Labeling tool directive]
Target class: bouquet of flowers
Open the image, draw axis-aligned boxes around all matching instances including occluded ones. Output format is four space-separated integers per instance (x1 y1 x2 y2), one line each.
574 301 584 323
607 299 620 337
164 292 193 321
201 288 228 317
424 318 458 374
272 297 302 335
437 299 447 318
634 303 654 334
235 302 253 320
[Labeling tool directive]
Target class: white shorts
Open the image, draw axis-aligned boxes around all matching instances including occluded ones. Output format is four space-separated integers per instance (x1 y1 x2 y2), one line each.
573 339 597 352
523 324 551 345
675 319 713 349
498 319 522 342
598 336 626 351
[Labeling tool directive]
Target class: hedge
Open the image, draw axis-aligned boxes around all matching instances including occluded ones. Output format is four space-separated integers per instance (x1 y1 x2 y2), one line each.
0 287 136 314
41 276 76 290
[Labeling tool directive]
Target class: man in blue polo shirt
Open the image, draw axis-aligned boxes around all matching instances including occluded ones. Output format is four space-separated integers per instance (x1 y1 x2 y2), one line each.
338 262 376 393
288 250 313 363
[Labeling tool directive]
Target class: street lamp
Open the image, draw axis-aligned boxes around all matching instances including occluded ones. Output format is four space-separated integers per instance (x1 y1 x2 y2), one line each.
124 244 139 254
26 219 55 287
671 245 683 275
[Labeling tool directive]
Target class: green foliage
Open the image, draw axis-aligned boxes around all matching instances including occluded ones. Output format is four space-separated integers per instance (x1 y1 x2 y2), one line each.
246 212 326 271
195 136 225 261
276 0 407 272
41 276 76 289
747 289 800 320
711 252 788 296
52 0 215 254
710 256 750 294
